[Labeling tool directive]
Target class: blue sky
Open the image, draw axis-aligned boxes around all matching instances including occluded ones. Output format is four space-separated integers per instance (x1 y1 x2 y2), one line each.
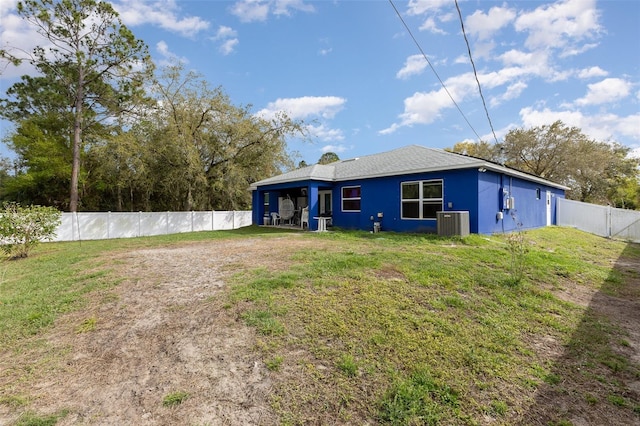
1 0 639 165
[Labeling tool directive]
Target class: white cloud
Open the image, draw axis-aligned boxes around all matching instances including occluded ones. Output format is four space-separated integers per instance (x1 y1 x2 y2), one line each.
616 114 640 141
419 16 446 34
577 66 608 79
305 124 344 142
272 0 315 17
453 55 468 65
230 0 314 23
321 144 349 154
574 78 631 106
514 0 601 54
559 42 598 58
469 41 497 60
257 96 346 120
219 38 239 56
520 106 586 129
520 107 640 143
155 41 188 66
113 0 210 37
0 2 42 79
381 71 496 134
406 0 450 16
213 26 239 55
497 49 573 82
490 81 528 107
1 1 210 80
465 6 516 40
405 0 451 34
378 123 401 136
256 96 345 142
0 0 17 16
498 49 554 76
379 87 463 134
230 0 269 22
215 26 237 40
396 54 427 80
156 40 169 56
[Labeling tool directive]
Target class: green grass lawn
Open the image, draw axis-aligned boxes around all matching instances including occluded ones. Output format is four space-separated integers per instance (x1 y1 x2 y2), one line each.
228 227 640 425
1 226 638 425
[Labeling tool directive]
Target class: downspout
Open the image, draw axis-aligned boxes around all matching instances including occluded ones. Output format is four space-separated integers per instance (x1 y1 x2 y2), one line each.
500 174 505 233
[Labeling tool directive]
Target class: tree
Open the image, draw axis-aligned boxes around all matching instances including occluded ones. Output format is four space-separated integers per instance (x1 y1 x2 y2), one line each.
318 152 340 165
501 121 639 205
501 121 580 182
87 64 307 211
1 0 153 211
608 177 640 210
448 121 640 207
446 140 499 161
83 128 152 211
0 203 61 259
147 64 304 210
2 115 71 207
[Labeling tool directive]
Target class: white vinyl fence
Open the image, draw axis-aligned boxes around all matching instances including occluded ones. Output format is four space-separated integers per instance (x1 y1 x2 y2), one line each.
52 211 252 242
557 198 640 243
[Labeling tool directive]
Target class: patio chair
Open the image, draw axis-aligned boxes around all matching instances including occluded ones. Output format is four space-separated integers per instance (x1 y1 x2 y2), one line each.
301 207 309 229
271 212 281 226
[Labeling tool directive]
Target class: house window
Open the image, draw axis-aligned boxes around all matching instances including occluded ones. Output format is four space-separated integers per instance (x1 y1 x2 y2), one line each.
342 186 361 212
536 188 541 200
401 180 443 219
264 192 269 209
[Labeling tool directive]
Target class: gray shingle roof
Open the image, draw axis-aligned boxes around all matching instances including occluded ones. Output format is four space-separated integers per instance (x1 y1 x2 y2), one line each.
333 145 482 180
250 145 568 190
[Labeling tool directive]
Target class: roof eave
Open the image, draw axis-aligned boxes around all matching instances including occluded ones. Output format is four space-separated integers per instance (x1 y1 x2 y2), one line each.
250 176 334 190
482 164 570 190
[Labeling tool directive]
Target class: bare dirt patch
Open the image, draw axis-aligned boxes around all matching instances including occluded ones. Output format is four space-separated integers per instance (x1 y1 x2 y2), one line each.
1 235 327 426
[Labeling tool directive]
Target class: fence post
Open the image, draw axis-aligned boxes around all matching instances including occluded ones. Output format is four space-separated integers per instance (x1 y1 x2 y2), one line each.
607 204 612 239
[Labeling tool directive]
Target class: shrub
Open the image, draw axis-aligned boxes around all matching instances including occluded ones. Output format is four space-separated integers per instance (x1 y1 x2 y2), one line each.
505 210 528 285
0 203 61 259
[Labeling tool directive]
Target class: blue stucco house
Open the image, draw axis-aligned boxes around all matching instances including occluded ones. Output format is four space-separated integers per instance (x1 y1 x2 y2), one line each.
249 145 568 234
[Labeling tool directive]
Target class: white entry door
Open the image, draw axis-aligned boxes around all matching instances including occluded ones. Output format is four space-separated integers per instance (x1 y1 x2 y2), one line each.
318 190 332 215
546 191 552 226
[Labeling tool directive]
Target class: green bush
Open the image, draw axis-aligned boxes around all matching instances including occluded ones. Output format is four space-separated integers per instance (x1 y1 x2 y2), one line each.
0 203 61 259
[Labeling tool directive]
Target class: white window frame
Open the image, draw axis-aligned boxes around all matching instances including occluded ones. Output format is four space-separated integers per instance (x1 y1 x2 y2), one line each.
341 185 361 212
401 179 443 220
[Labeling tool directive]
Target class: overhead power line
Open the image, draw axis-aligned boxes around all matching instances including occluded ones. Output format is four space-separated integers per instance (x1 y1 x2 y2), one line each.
454 0 499 145
388 0 482 142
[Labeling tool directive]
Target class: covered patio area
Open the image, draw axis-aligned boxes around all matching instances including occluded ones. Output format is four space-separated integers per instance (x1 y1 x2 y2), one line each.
253 182 333 232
